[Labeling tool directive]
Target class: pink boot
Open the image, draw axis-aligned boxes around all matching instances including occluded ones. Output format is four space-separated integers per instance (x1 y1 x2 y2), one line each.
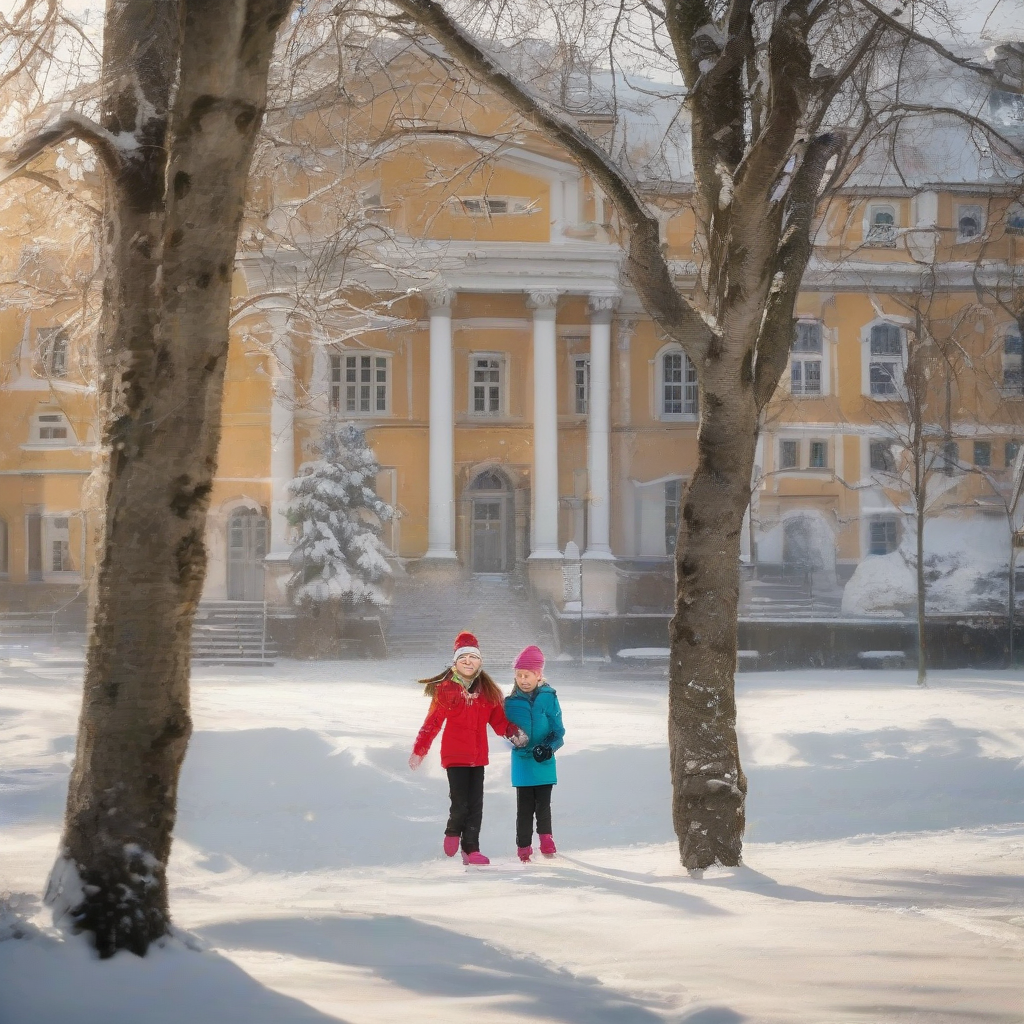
538 834 557 856
517 846 533 863
462 851 490 865
443 835 460 857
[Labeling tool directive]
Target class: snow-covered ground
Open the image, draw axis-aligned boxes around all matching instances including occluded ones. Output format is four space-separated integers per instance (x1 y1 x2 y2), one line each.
2 643 1023 1023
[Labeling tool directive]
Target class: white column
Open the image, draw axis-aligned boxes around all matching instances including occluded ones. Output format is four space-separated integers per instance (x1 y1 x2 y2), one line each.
529 289 561 558
268 310 295 557
425 285 457 558
584 295 617 559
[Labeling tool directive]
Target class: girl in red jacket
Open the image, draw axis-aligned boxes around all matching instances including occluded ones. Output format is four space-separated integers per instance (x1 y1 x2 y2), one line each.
409 631 527 865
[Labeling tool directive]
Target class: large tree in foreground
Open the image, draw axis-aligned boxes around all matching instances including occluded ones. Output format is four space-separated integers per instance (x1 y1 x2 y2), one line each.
377 0 1023 867
6 0 291 955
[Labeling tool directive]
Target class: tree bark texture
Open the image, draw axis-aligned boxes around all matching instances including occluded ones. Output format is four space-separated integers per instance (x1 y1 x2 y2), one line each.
669 363 758 869
45 0 292 958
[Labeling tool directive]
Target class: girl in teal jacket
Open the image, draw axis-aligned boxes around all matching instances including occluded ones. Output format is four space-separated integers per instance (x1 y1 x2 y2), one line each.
504 645 565 862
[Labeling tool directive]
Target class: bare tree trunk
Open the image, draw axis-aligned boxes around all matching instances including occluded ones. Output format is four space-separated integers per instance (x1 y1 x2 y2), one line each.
669 363 757 869
916 484 927 687
43 0 292 958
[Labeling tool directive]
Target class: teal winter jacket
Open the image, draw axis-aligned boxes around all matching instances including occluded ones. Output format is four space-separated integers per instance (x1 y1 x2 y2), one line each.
503 684 565 787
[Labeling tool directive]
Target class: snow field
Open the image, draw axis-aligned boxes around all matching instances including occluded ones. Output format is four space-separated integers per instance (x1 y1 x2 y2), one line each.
1 647 1023 1023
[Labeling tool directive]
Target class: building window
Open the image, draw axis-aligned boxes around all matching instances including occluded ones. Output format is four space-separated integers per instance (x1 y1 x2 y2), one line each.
661 349 698 418
36 327 69 378
808 440 828 469
33 412 71 445
0 518 7 574
868 323 904 397
942 440 959 476
454 195 538 216
870 440 895 473
330 353 388 414
779 439 799 470
665 479 682 555
956 204 984 242
974 441 992 468
865 204 897 246
1003 328 1024 394
49 516 73 572
1007 440 1020 467
573 356 590 415
868 516 900 555
791 321 823 396
471 355 503 415
1008 203 1024 236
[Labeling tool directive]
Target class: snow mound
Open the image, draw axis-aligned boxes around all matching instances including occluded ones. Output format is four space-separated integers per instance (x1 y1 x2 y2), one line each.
841 552 916 617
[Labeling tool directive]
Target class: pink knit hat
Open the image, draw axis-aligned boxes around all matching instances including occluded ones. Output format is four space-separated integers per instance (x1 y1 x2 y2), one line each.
514 645 545 672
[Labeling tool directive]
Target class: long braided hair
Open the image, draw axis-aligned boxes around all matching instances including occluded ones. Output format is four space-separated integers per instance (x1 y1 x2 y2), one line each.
419 667 504 706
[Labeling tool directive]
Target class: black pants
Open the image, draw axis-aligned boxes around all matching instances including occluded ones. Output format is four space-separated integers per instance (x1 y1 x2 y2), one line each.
516 784 553 848
445 766 485 853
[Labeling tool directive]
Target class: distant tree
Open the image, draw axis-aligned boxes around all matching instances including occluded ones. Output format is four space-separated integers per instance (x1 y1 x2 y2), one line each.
286 420 395 609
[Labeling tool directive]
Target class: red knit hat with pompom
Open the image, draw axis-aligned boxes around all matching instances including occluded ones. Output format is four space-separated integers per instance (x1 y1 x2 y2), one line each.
453 631 481 662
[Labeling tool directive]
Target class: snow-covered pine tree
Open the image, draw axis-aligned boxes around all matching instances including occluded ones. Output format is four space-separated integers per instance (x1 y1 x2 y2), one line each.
286 421 395 608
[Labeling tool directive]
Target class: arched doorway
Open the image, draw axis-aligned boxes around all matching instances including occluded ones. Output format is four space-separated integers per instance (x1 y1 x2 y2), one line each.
227 507 268 600
468 470 512 574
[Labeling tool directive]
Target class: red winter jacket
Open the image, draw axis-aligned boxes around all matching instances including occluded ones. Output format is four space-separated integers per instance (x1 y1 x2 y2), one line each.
413 675 518 768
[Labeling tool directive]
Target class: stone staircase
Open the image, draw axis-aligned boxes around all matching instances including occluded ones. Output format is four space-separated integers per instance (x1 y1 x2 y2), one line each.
384 569 553 667
741 572 845 619
192 601 276 666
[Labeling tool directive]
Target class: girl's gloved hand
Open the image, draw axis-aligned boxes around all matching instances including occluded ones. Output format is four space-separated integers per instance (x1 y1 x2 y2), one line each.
408 753 424 770
509 727 529 748
532 744 553 763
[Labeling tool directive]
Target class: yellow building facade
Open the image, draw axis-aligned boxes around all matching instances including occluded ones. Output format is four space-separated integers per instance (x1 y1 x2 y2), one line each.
2 53 1023 623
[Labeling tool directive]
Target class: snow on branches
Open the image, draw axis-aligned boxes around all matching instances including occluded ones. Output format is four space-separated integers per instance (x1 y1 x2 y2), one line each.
285 421 395 608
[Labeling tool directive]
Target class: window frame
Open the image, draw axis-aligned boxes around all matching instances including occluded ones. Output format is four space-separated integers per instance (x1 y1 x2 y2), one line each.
779 438 800 471
655 344 699 421
29 411 74 447
790 320 827 397
1006 440 1021 468
468 352 507 417
808 439 829 470
1007 203 1024 236
941 439 960 476
1001 325 1024 397
955 202 985 243
451 195 539 217
329 350 391 417
35 326 69 379
864 202 898 247
973 440 992 468
869 439 896 474
572 354 590 416
867 516 901 556
862 320 907 400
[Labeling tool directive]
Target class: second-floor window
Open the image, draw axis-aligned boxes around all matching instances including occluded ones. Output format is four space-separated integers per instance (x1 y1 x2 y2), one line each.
1008 203 1024 236
662 350 698 418
1007 440 1021 467
974 441 992 468
942 440 959 476
331 353 388 414
33 412 72 445
471 355 503 415
870 440 896 473
573 356 590 415
868 324 904 397
791 321 823 396
808 440 828 469
1003 328 1023 394
779 439 799 470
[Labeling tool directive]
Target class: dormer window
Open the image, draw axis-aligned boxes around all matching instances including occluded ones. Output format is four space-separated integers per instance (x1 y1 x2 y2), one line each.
865 204 897 247
956 204 984 242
